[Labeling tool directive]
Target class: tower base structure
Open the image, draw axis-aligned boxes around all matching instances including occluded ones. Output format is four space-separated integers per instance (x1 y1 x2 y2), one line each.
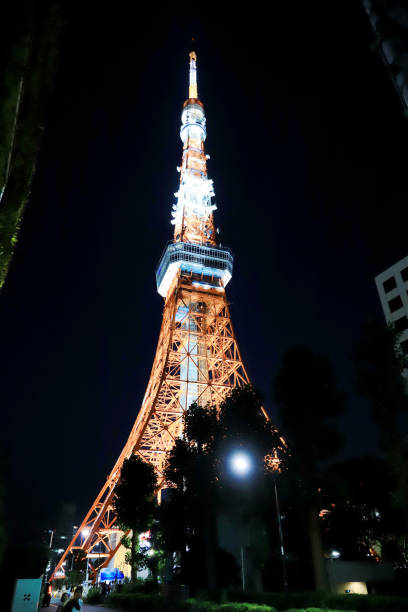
51 272 250 583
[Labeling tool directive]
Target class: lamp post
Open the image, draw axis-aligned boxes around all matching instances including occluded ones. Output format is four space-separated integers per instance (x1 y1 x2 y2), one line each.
228 451 253 591
82 529 90 585
228 450 288 592
273 478 288 592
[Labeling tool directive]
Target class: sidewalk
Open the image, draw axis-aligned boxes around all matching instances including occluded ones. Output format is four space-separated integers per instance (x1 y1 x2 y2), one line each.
50 599 119 612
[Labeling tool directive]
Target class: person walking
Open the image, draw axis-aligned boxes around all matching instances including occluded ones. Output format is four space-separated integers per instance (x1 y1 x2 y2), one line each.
56 592 69 612
63 586 83 611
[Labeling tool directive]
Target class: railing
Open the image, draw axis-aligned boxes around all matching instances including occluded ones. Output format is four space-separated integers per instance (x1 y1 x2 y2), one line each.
156 241 233 294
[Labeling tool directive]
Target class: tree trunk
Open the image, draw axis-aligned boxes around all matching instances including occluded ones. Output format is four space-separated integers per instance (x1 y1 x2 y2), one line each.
131 529 138 582
204 507 217 591
307 504 328 591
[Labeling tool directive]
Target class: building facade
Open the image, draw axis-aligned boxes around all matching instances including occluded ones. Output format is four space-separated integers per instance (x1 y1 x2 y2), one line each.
375 255 408 353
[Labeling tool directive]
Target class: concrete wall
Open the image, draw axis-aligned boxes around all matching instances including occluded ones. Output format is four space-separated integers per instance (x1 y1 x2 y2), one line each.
326 560 394 594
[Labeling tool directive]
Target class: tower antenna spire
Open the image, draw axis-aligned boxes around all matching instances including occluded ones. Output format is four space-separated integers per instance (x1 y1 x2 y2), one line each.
49 50 271 587
189 50 198 99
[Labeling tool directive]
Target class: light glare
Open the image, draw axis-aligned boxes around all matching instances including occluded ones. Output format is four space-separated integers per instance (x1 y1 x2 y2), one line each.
230 451 252 477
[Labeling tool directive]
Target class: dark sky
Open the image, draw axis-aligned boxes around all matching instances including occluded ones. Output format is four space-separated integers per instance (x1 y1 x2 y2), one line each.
2 5 408 540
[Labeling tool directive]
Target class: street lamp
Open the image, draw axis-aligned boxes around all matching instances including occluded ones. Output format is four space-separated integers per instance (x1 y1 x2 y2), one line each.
229 451 253 478
228 450 253 591
273 478 288 592
228 449 288 592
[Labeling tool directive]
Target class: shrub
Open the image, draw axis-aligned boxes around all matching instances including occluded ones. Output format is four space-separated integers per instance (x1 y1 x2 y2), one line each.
105 591 408 612
283 609 354 612
85 587 103 604
220 605 275 612
108 592 164 611
121 579 160 594
181 600 277 612
226 591 408 612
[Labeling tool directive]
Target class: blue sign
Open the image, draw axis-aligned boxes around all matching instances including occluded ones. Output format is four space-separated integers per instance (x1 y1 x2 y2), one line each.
11 578 42 612
100 568 124 581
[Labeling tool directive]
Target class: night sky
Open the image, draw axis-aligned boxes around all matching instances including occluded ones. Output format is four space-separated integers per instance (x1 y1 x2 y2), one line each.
2 5 408 541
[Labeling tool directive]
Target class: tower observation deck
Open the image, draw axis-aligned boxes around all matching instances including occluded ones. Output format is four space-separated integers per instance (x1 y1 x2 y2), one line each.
156 51 233 297
50 51 251 584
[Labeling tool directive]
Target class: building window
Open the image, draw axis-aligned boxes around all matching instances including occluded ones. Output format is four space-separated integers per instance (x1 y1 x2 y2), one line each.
401 267 408 282
394 316 408 332
389 295 403 313
400 339 408 355
383 276 397 292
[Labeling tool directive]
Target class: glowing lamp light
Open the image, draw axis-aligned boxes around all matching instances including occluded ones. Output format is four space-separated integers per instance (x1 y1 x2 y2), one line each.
82 528 90 538
331 550 341 559
229 451 252 477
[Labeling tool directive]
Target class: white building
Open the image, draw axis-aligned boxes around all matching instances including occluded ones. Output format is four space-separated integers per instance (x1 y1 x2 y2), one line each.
375 255 408 354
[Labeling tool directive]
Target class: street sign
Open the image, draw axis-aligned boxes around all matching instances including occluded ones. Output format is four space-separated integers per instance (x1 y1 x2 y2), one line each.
10 578 42 612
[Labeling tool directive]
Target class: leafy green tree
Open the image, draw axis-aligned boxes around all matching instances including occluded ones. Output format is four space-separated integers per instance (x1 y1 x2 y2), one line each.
161 385 286 590
65 568 85 586
321 455 391 561
0 460 6 570
162 403 219 589
113 455 157 582
63 548 87 586
0 3 62 289
354 321 408 563
273 346 345 590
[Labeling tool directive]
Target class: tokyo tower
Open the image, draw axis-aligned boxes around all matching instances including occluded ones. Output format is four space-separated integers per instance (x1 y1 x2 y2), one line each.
51 51 253 583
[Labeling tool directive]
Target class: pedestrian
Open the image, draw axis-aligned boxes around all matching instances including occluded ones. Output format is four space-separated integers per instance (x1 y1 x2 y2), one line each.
62 586 83 610
56 592 69 612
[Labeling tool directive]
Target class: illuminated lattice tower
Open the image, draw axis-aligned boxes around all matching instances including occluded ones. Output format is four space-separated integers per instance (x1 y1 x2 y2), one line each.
51 52 253 583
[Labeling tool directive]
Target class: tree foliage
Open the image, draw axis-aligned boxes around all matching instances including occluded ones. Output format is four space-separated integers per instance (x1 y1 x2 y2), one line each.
160 385 286 590
113 454 157 581
321 455 392 561
273 345 345 590
0 3 62 289
354 321 408 569
354 322 408 470
274 346 345 476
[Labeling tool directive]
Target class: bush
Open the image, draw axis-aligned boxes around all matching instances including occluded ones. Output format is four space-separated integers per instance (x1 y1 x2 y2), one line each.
85 587 103 604
108 592 164 611
181 600 277 612
227 591 408 612
121 579 160 594
104 591 408 612
283 609 354 612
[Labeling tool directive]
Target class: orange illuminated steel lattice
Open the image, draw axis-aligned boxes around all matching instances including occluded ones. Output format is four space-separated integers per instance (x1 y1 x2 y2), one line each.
51 272 250 582
50 51 274 584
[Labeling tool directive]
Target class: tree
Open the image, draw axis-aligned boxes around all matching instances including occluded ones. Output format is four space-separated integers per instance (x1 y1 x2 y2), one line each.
273 346 345 590
162 403 220 589
161 385 286 590
354 321 408 567
113 454 157 581
0 460 6 570
0 3 62 289
321 455 391 562
63 549 87 586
